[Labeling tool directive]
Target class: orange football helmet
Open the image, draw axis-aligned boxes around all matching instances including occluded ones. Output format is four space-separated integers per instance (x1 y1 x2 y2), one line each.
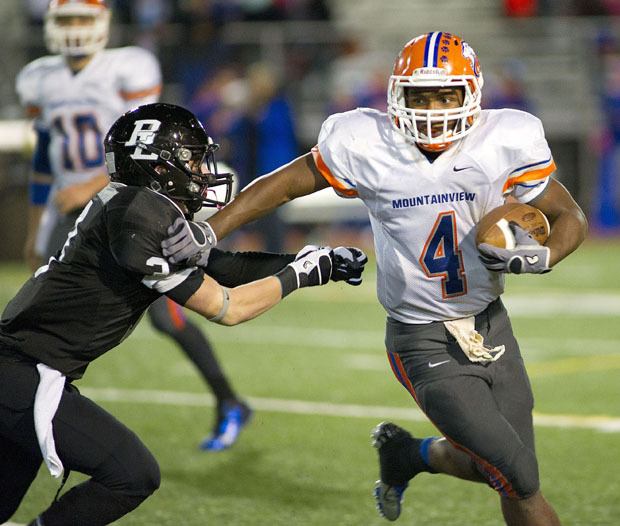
45 0 110 57
387 32 484 151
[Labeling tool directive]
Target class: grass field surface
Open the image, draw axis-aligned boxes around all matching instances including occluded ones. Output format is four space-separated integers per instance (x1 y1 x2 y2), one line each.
1 240 619 525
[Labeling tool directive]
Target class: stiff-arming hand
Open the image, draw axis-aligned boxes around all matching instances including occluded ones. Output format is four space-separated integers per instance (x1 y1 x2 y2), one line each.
478 222 551 274
161 218 217 266
331 246 368 285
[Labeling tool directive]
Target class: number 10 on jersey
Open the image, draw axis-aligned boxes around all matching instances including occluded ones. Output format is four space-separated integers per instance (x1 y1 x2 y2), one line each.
419 211 467 298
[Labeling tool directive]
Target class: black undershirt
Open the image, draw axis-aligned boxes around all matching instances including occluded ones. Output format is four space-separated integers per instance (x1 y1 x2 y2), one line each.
417 145 442 163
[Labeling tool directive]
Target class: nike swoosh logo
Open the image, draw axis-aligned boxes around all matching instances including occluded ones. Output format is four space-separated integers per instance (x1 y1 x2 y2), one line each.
525 255 539 265
428 359 450 368
453 166 473 172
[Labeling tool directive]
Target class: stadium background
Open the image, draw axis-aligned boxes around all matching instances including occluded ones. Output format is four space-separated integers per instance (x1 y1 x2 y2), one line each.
1 1 620 525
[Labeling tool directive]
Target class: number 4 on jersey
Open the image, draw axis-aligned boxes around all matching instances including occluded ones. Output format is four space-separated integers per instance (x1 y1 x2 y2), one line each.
419 211 467 298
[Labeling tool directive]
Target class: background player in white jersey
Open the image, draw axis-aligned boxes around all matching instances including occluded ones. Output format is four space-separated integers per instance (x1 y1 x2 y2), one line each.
15 0 252 451
161 32 588 525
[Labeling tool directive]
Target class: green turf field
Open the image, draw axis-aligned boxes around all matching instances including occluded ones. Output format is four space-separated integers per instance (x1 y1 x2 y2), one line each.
1 240 619 525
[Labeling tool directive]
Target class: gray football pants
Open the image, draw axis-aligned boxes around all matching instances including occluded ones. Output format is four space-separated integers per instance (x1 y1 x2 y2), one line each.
385 299 539 498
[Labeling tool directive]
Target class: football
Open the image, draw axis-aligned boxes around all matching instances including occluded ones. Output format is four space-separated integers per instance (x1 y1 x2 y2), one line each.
475 202 550 249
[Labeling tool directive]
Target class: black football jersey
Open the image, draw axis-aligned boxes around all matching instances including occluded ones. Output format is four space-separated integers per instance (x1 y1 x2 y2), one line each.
0 183 204 379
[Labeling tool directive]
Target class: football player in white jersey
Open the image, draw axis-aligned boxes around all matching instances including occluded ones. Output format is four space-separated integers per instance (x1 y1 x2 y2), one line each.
16 0 254 452
161 32 588 525
16 0 162 269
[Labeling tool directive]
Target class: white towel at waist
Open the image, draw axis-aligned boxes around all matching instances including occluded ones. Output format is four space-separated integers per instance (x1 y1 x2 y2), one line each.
444 316 505 364
35 363 66 478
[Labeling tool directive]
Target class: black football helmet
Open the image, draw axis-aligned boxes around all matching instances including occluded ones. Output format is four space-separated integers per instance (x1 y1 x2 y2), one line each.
104 103 233 214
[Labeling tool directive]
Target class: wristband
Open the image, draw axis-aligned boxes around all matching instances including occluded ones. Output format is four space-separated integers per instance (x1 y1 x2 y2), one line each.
275 266 298 298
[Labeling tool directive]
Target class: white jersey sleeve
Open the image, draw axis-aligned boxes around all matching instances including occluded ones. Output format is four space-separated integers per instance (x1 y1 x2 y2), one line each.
16 57 57 124
313 110 362 198
113 47 162 107
496 109 556 203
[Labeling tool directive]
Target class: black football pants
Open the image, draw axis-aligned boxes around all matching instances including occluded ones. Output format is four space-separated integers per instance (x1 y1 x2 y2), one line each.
0 359 160 525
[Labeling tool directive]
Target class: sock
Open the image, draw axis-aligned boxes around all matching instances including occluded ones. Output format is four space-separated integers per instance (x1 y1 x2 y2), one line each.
380 434 437 485
419 437 439 474
173 323 237 401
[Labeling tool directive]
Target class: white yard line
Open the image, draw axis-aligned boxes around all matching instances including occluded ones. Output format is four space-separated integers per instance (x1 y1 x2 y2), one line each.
503 293 620 316
136 322 619 354
293 289 620 314
81 387 620 433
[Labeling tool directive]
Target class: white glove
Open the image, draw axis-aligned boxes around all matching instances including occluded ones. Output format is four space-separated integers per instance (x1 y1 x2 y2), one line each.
276 245 333 297
478 222 551 274
161 218 217 266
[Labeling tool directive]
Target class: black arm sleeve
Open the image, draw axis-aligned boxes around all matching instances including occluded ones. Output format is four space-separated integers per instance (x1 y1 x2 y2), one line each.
205 249 295 288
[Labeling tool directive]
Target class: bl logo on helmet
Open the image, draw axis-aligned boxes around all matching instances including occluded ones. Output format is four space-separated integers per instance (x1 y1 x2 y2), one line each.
125 119 162 160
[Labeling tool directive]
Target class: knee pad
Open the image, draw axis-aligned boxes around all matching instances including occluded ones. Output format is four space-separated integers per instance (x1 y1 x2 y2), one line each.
95 434 161 498
123 455 161 498
475 444 539 499
116 446 161 498
508 445 540 499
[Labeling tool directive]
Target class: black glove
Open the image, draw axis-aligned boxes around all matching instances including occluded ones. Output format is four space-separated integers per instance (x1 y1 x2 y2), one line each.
276 245 333 297
478 222 551 274
331 246 368 286
161 218 217 266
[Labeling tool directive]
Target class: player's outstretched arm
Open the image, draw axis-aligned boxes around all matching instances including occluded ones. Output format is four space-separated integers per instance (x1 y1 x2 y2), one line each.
161 152 329 265
208 152 328 241
183 246 333 325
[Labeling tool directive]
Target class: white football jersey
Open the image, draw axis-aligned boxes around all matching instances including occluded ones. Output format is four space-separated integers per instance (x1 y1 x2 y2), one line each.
314 108 556 324
16 46 161 255
16 46 161 188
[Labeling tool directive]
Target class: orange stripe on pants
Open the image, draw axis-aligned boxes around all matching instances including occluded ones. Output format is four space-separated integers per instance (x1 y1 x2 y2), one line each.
165 298 186 330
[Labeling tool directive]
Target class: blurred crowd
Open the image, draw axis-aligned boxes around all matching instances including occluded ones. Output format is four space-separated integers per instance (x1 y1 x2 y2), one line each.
25 0 331 26
504 0 620 16
14 0 620 253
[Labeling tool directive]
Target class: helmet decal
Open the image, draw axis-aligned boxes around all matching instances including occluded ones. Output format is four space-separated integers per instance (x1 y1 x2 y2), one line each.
125 119 162 160
461 41 481 78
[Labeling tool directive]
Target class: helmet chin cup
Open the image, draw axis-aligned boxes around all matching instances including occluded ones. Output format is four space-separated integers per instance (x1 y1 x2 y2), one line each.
418 141 451 153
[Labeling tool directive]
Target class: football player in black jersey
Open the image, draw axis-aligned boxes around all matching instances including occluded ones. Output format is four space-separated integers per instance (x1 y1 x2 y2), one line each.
17 0 256 453
0 103 367 526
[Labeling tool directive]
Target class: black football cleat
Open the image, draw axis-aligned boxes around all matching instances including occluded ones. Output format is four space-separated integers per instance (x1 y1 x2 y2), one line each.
371 422 414 521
